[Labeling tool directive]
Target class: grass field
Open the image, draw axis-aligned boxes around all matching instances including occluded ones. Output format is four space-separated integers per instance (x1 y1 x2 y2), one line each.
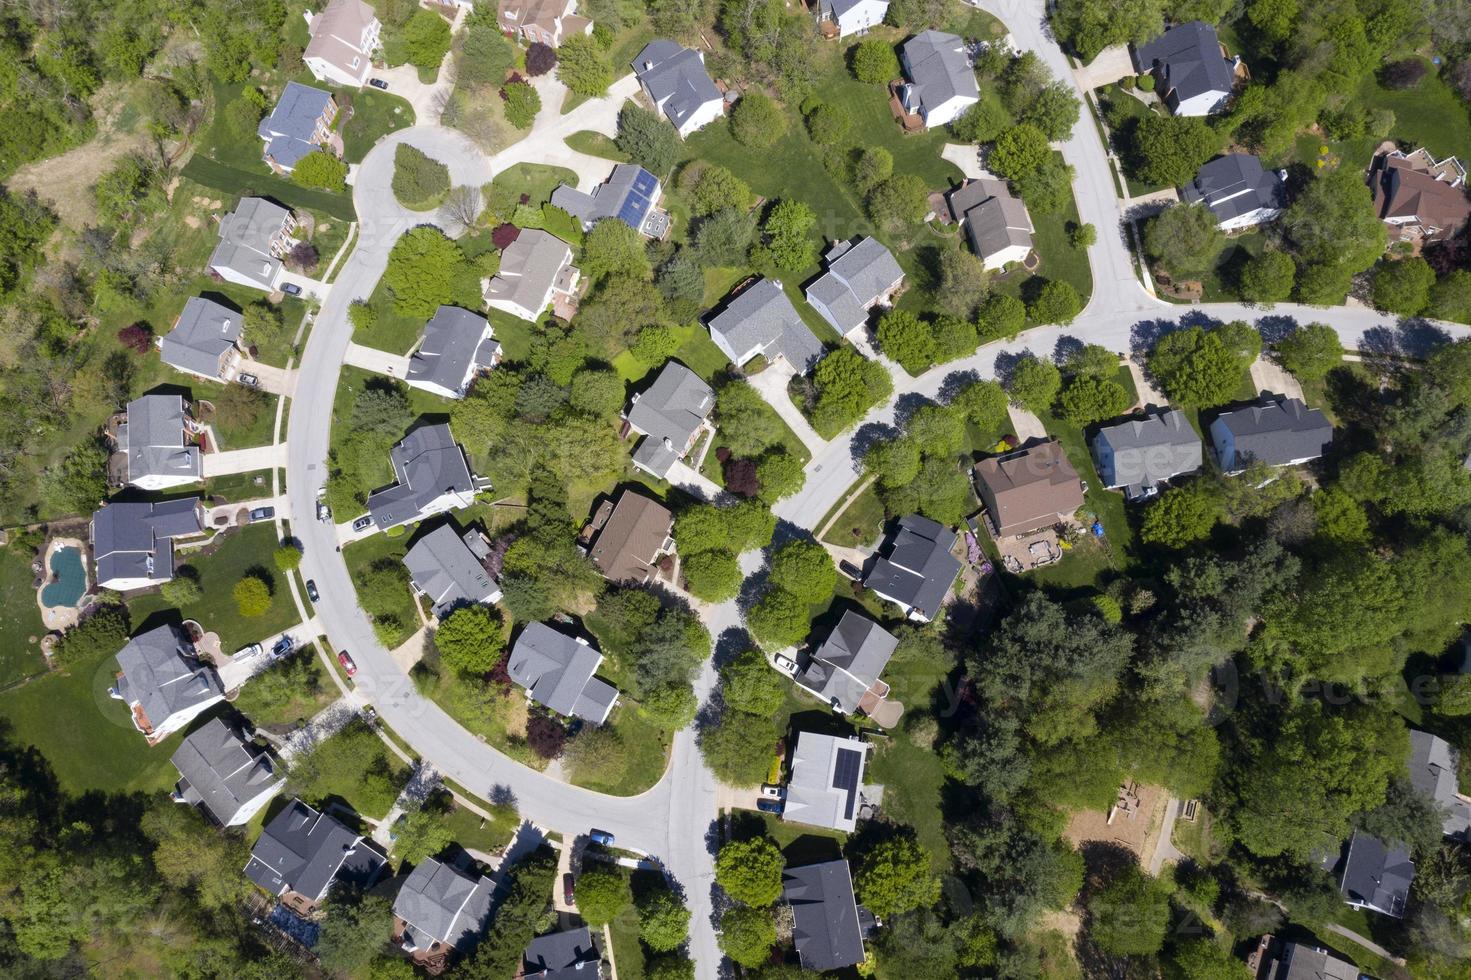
353 279 431 355
0 545 49 687
866 733 949 869
231 651 337 732
180 155 355 221
127 523 304 653
288 716 410 820
489 163 581 209
443 799 518 854
567 704 671 797
565 131 628 162
820 484 886 549
342 531 418 637
342 90 416 162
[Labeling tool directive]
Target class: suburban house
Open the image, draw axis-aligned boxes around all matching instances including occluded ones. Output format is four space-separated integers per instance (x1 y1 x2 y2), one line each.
258 82 338 173
1251 939 1359 980
90 498 204 591
973 441 1085 538
406 305 501 400
110 624 225 744
1091 409 1203 502
170 717 283 826
208 197 297 292
862 514 963 623
117 393 203 490
1409 729 1471 839
947 179 1035 270
706 278 825 374
784 731 870 834
816 0 889 38
303 0 381 88
1368 146 1471 245
581 490 675 584
1132 20 1236 117
367 424 486 530
521 926 602 979
623 361 715 480
160 296 245 382
804 236 905 337
506 622 620 723
783 860 871 972
403 522 502 618
1208 397 1332 473
1181 153 1288 231
632 40 725 138
497 0 591 47
244 797 388 913
896 31 980 129
1330 831 1414 918
795 611 898 721
550 164 671 239
392 858 496 969
483 228 580 322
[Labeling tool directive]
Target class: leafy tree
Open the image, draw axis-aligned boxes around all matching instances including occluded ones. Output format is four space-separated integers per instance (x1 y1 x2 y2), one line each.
877 309 935 374
161 575 202 606
582 219 650 283
855 834 940 918
853 146 894 192
1027 279 1082 325
54 606 130 666
699 710 777 785
1372 257 1435 316
1140 483 1219 547
638 888 692 952
1057 375 1130 425
747 588 813 649
565 726 629 784
94 154 163 226
455 23 515 84
804 102 851 145
632 323 681 364
756 449 804 502
574 866 629 926
716 836 785 906
1274 323 1343 379
951 99 1011 144
233 575 271 617
731 92 787 147
1146 204 1225 279
851 38 899 83
754 199 817 272
273 544 302 571
695 207 757 267
467 847 559 977
932 314 979 363
317 889 393 977
865 174 928 231
936 247 989 320
976 293 1027 341
989 124 1051 180
767 540 835 605
1430 269 1471 324
1020 82 1081 141
719 905 777 967
1283 167 1388 276
811 347 894 435
1239 249 1296 304
40 440 108 514
1007 356 1062 413
292 151 347 191
1167 938 1253 980
1069 222 1097 248
384 227 466 318
1014 153 1075 215
433 605 507 675
391 799 455 865
616 103 681 175
502 81 540 129
681 549 743 602
952 379 1010 429
682 163 753 216
1088 866 1170 956
646 957 697 980
1051 0 1165 59
720 647 787 716
1130 114 1220 187
1147 326 1247 406
399 8 451 69
556 35 612 96
716 380 785 457
525 41 557 76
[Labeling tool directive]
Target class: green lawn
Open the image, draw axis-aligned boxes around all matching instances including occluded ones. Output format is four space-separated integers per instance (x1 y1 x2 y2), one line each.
126 523 303 653
0 544 48 688
560 14 652 115
564 131 628 162
608 911 645 980
489 163 581 209
231 651 337 732
989 155 1095 313
287 716 411 820
485 309 536 362
701 385 813 488
418 669 547 770
342 90 416 162
342 531 419 635
820 484 886 549
353 278 430 355
180 155 355 222
567 703 670 796
866 733 949 870
0 635 182 794
442 799 518 854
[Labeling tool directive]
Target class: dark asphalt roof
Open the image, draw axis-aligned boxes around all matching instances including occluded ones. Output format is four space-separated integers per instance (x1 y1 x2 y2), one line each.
506 622 619 722
862 514 962 620
161 297 242 378
171 717 282 825
407 306 498 396
393 858 496 951
402 522 500 616
783 859 866 971
115 624 224 731
1133 20 1233 106
1338 831 1413 917
798 611 898 714
258 82 334 169
1092 408 1203 491
244 798 387 901
1181 153 1286 222
367 424 477 529
632 40 721 129
707 278 825 373
522 926 600 979
1211 397 1332 468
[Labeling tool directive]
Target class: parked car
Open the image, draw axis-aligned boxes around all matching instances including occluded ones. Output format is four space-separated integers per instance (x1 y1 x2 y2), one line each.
760 784 785 800
338 650 357 675
352 515 373 532
369 78 389 90
588 829 615 847
237 642 263 658
248 506 275 522
281 282 302 296
317 502 331 523
756 798 784 815
271 635 294 658
238 373 260 388
305 579 320 602
773 654 798 676
563 873 576 905
838 560 862 579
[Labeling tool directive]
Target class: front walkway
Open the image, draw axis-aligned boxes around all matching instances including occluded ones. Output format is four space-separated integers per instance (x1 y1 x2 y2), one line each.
745 360 829 454
344 341 412 378
202 443 287 478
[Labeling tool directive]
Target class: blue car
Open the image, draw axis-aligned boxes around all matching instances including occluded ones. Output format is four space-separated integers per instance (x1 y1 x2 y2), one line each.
756 798 784 815
588 829 615 848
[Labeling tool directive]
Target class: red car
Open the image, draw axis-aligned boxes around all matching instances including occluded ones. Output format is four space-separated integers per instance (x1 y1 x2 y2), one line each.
338 650 358 676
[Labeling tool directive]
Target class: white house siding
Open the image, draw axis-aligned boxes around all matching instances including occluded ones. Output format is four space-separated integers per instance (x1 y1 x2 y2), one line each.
834 0 888 37
922 93 977 130
1171 89 1230 117
980 243 1030 272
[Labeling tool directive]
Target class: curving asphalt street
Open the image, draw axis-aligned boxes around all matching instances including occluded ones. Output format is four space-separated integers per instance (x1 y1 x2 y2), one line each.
283 5 1471 977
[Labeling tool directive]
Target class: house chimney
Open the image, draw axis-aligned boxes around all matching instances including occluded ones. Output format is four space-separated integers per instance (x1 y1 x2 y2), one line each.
643 60 654 71
222 318 233 333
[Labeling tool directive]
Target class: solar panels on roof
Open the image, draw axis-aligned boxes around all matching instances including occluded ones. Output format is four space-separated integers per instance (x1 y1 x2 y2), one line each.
617 193 651 228
632 169 658 197
834 747 862 821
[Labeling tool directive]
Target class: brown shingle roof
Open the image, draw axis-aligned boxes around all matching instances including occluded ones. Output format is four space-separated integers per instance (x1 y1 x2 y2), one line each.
1371 152 1471 241
587 491 674 583
973 441 1085 537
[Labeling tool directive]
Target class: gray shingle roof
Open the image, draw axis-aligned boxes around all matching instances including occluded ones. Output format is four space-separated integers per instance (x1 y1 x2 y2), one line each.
805 237 904 335
522 926 601 979
784 731 868 832
92 498 202 586
899 30 979 116
1268 942 1360 980
483 229 574 319
120 394 201 485
209 197 290 285
1181 153 1286 223
1211 397 1332 469
407 306 498 397
863 514 962 620
1132 21 1233 108
707 278 825 373
1091 408 1203 493
403 523 500 617
625 361 714 473
797 611 898 715
115 624 224 730
550 164 667 237
1338 831 1413 917
367 424 477 530
1409 729 1471 838
171 717 282 825
948 179 1033 262
633 40 720 129
393 858 496 951
783 860 867 971
506 622 619 722
244 798 387 901
258 82 334 169
161 297 242 378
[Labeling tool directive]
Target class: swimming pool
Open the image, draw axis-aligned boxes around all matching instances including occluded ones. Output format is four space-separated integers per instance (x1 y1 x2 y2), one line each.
40 546 86 608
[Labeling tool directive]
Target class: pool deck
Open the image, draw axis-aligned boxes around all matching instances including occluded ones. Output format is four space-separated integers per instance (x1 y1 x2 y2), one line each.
37 537 87 632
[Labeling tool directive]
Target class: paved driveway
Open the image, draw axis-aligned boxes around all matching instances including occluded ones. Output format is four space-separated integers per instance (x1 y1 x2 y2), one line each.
202 444 285 478
344 341 413 377
1073 44 1136 90
746 359 829 454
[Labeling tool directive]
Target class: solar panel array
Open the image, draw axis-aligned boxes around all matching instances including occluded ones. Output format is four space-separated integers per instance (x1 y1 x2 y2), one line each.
832 747 863 821
615 168 659 231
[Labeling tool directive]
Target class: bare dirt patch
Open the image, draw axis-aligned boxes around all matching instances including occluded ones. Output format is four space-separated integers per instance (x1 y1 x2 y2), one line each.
1062 781 1167 863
